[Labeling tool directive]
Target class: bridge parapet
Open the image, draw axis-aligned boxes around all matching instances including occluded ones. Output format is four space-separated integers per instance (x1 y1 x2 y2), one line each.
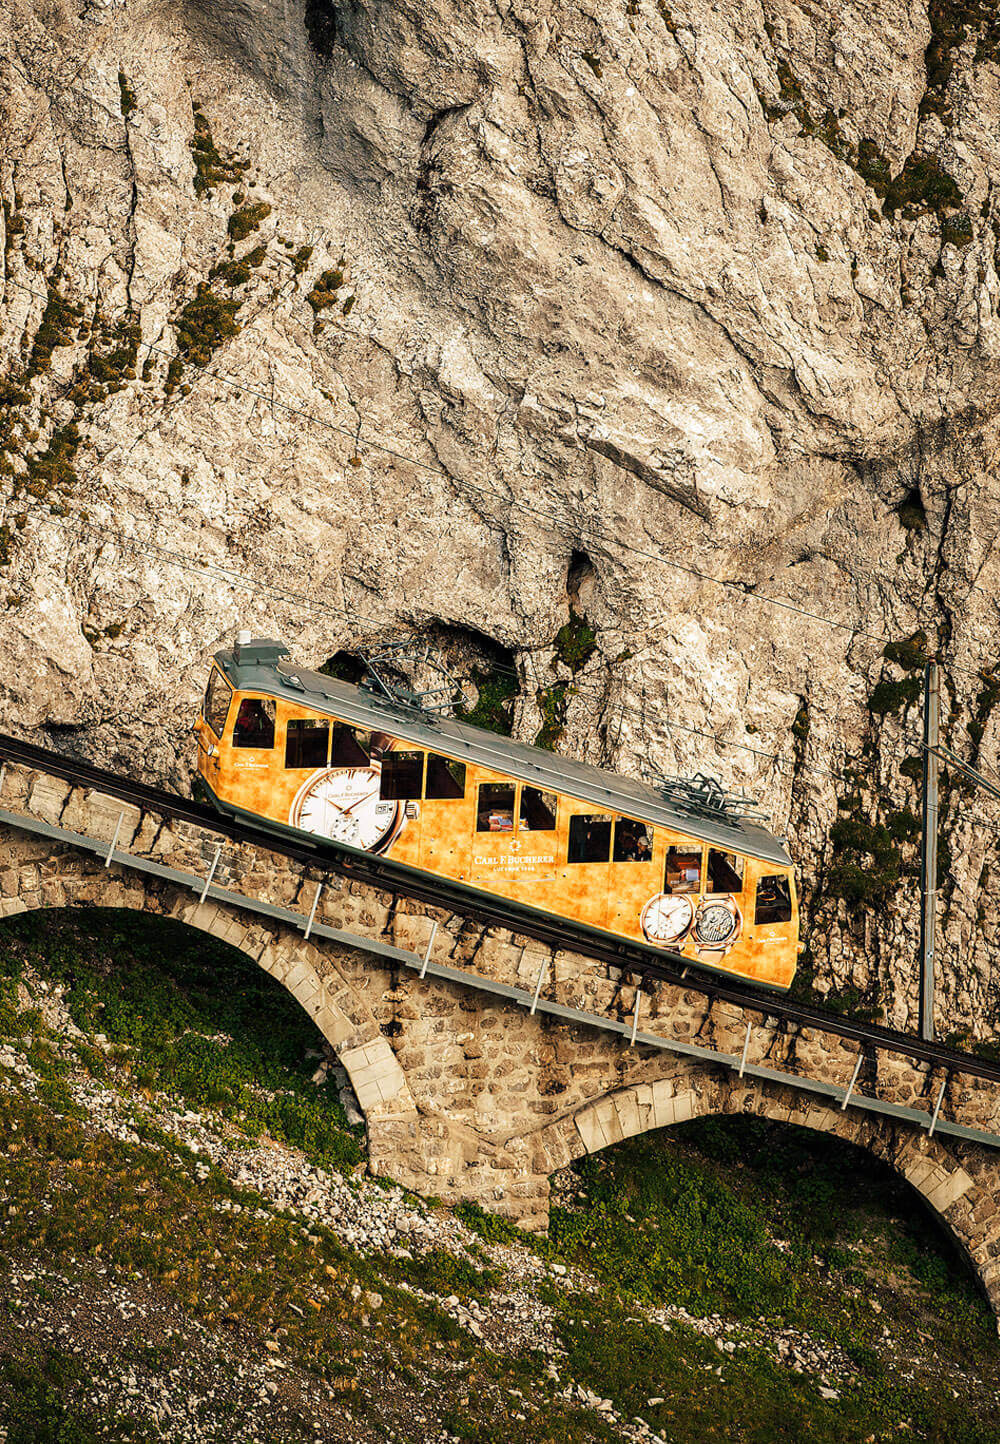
3 751 1000 1311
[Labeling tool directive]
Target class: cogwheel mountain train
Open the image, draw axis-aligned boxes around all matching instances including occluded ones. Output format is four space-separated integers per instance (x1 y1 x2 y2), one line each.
193 637 801 991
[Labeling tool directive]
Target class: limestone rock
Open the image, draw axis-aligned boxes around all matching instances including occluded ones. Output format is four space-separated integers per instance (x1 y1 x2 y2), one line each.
1 0 1000 1033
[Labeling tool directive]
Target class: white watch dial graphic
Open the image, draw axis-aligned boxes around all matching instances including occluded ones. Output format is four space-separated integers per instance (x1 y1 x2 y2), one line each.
289 766 401 853
640 893 694 946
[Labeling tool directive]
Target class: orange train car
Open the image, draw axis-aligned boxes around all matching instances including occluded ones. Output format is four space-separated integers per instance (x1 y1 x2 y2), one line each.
193 638 801 991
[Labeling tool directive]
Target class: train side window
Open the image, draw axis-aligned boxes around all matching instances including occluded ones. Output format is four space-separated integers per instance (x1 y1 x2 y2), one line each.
232 698 275 749
613 818 653 863
568 813 612 863
332 723 370 767
204 669 233 738
755 874 793 924
477 782 515 831
520 787 557 831
426 754 466 799
380 750 425 800
285 718 329 768
664 846 702 893
707 849 744 893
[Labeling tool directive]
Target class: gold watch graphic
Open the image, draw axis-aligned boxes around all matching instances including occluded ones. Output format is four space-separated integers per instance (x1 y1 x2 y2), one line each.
289 765 404 854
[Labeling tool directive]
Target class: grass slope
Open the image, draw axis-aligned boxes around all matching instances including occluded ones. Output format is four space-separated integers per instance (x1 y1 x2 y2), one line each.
1 909 999 1442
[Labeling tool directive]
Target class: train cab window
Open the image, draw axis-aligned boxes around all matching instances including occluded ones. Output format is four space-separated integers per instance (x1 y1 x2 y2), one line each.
707 849 744 894
426 754 466 800
755 874 793 925
204 669 233 738
380 750 425 800
613 819 654 863
568 813 613 863
285 718 330 768
232 698 275 749
331 723 370 767
477 782 515 831
520 787 558 831
664 846 702 893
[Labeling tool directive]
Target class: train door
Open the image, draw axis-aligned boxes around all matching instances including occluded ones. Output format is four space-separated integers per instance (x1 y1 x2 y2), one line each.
227 692 279 818
550 798 613 929
743 859 798 987
420 751 472 880
608 816 661 942
195 666 233 799
468 775 562 904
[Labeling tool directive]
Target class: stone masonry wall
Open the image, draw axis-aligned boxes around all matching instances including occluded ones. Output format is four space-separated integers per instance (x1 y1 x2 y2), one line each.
3 761 1000 1312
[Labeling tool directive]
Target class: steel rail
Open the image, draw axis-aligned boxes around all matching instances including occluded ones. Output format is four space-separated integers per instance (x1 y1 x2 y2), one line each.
2 729 1000 1087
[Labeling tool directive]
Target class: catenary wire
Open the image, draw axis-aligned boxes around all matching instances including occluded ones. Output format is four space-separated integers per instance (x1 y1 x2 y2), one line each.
5 492 924 804
3 69 993 681
4 274 991 682
0 268 970 798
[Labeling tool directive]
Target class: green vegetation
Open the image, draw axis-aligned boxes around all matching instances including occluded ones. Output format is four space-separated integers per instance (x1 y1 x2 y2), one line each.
923 1 1000 118
758 52 967 233
291 244 313 275
118 70 137 118
867 631 930 716
791 700 810 742
541 1122 998 1443
883 629 930 672
26 280 83 377
227 202 272 243
855 144 963 220
534 682 570 750
70 311 141 404
0 910 363 1171
2 194 26 268
941 212 975 247
384 1249 501 1301
2 910 1000 1440
455 665 519 736
554 609 597 673
868 675 923 714
23 421 80 501
2 1349 161 1443
306 266 345 313
188 103 249 198
173 283 242 367
210 245 266 289
824 806 920 907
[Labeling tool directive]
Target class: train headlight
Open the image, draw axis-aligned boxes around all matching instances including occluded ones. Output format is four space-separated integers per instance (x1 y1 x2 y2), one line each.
694 897 741 950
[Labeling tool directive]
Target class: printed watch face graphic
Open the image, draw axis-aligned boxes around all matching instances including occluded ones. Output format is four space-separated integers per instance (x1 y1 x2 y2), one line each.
693 897 742 953
289 766 402 854
640 893 694 946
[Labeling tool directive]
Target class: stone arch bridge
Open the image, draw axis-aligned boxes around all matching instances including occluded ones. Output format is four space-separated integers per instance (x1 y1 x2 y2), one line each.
3 755 1000 1313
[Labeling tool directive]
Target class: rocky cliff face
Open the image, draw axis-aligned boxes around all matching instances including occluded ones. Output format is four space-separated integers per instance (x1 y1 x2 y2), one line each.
2 0 1000 1035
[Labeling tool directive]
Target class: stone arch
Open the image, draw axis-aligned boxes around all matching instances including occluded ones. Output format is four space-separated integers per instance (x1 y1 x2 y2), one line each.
532 1067 1000 1316
0 838 419 1146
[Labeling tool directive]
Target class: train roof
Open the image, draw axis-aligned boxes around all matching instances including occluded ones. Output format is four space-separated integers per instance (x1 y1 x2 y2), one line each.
213 640 792 868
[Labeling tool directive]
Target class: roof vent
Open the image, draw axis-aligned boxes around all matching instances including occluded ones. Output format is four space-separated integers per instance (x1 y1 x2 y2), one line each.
237 628 252 647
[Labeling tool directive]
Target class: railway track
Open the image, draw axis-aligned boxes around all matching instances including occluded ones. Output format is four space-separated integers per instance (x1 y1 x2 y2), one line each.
1 729 999 1088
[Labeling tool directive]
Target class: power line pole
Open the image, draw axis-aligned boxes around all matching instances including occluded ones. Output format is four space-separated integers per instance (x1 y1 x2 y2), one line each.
919 661 940 1042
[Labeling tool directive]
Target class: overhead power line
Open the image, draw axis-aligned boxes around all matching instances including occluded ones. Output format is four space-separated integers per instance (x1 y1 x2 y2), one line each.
3 68 994 839
3 273 982 678
6 493 867 790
